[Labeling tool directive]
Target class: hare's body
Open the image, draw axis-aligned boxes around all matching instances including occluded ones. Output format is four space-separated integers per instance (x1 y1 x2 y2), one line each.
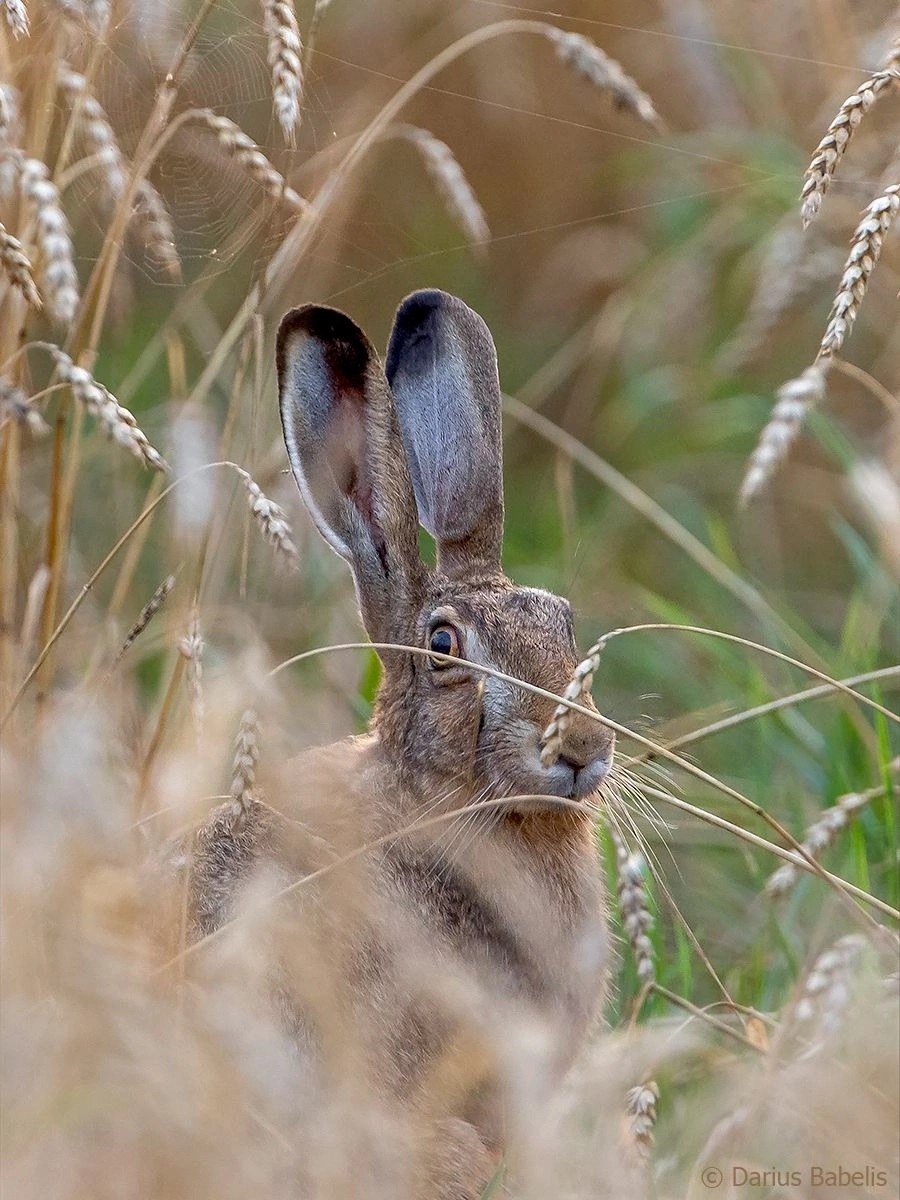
187 292 615 1197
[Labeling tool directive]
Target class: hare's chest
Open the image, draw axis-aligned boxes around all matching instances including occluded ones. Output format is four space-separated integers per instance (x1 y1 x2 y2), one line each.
388 842 609 1060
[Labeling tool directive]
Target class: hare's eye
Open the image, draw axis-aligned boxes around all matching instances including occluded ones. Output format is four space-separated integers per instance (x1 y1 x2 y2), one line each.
428 624 461 668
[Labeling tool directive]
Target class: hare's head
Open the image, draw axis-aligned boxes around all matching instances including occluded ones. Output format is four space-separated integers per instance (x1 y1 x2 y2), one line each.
276 291 613 809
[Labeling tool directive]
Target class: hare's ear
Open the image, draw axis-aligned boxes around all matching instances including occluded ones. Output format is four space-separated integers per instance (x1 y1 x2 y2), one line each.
385 290 504 578
276 305 424 644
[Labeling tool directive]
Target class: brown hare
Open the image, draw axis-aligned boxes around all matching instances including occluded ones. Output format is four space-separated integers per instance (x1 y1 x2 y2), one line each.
187 290 615 1198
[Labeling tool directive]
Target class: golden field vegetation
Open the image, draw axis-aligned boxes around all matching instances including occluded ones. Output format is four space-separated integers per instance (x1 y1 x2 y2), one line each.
1 1 898 1196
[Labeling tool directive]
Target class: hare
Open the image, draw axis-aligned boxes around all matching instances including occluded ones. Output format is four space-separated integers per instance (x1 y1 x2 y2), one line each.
187 290 615 1198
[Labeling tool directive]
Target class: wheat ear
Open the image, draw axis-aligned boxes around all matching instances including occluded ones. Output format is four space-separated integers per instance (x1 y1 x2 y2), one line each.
740 182 899 504
195 111 307 209
609 824 656 983
800 61 899 227
3 0 28 36
115 575 176 663
49 347 168 471
230 708 260 823
1 221 42 309
792 934 866 1052
543 27 661 129
623 1080 659 1160
394 125 489 248
262 0 303 143
540 632 609 765
0 377 49 436
233 466 299 565
57 65 179 276
20 158 79 326
767 765 898 897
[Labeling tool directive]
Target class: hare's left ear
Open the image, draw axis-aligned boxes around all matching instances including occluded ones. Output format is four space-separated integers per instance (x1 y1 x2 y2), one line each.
386 290 504 578
276 304 424 645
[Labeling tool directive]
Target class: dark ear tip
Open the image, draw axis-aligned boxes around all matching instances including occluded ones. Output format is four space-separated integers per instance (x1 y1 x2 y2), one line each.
387 290 477 380
276 304 373 384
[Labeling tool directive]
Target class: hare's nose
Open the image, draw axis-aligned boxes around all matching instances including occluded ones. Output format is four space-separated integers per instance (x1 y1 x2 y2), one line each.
559 718 614 798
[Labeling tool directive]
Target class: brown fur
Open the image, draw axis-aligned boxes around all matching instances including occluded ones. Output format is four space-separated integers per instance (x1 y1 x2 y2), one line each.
187 291 616 1197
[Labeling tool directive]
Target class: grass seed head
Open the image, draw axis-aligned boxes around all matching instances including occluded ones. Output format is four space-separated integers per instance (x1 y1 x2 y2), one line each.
236 467 300 566
133 178 181 281
57 63 129 203
230 707 260 822
1 377 49 436
623 1079 659 1160
196 110 306 209
116 575 176 663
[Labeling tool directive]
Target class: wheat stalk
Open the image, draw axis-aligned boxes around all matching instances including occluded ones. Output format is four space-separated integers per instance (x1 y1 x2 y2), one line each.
1 220 42 309
262 0 303 143
48 347 168 471
234 467 299 565
800 64 899 227
194 111 307 209
394 124 489 248
230 707 260 823
544 27 661 129
3 0 28 36
20 158 79 326
767 766 897 898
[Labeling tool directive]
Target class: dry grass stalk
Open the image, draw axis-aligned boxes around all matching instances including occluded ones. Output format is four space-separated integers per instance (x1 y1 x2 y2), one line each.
800 67 899 227
544 27 661 130
195 110 307 210
767 767 897 898
623 1079 659 1160
792 934 866 1050
0 220 42 309
819 183 900 355
3 0 28 37
115 574 176 663
0 377 49 436
178 604 205 737
539 632 608 765
230 707 260 822
49 347 168 471
610 825 655 983
262 0 304 143
20 157 79 326
395 124 489 248
234 466 299 565
739 362 829 505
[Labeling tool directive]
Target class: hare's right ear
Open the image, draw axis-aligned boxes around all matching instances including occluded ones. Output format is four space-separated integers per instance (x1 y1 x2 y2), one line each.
276 305 424 644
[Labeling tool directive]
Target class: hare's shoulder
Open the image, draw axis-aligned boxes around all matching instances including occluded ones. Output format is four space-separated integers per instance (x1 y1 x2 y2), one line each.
185 733 387 936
